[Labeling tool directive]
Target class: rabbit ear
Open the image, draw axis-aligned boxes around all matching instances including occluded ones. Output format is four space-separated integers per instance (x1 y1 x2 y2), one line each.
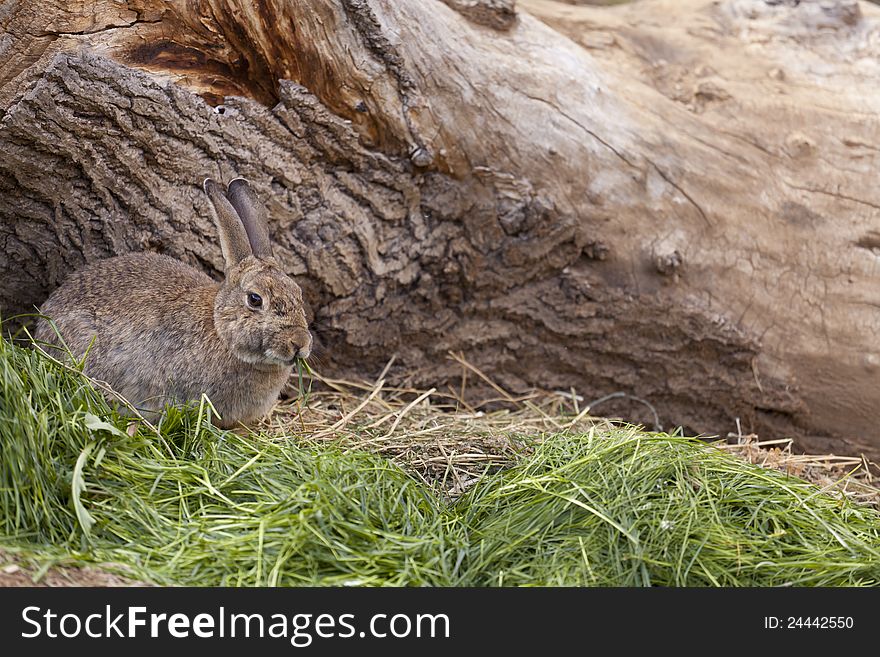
204 178 253 269
226 178 274 259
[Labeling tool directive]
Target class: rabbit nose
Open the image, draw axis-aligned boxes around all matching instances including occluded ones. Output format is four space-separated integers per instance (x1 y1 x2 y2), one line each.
284 348 310 365
288 332 312 360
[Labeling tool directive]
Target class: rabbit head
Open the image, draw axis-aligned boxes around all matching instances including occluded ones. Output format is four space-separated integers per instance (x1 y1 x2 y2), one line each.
204 178 312 368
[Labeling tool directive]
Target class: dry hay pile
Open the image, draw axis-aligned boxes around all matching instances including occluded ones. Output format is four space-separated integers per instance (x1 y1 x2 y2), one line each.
270 355 880 508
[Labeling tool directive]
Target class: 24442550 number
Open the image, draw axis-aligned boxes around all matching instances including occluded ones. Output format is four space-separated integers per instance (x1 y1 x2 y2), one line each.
764 617 853 629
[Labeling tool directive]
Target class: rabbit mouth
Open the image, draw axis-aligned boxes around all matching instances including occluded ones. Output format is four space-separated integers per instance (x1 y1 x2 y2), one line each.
232 347 289 369
263 349 309 366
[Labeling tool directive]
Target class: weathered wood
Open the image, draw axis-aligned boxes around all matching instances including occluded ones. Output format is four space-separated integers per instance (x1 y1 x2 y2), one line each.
2 0 880 458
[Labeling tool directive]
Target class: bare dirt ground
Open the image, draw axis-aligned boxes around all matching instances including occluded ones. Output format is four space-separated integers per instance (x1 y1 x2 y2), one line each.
0 551 148 587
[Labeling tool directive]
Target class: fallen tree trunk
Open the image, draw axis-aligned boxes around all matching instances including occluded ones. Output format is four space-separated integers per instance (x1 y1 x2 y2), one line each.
2 0 880 458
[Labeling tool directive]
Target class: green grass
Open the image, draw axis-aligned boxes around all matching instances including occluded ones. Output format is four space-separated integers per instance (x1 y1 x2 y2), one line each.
462 434 880 586
1 336 879 586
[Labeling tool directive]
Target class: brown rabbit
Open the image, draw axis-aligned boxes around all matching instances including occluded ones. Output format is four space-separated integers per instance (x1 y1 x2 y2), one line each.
34 178 312 428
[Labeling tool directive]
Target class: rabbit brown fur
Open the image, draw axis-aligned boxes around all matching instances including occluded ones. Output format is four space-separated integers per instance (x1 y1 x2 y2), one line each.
34 178 312 428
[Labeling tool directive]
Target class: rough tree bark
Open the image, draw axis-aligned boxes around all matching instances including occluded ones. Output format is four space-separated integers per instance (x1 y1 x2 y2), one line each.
2 0 880 458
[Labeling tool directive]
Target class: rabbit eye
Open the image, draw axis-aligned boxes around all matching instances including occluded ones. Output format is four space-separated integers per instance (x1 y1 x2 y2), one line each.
246 292 263 309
